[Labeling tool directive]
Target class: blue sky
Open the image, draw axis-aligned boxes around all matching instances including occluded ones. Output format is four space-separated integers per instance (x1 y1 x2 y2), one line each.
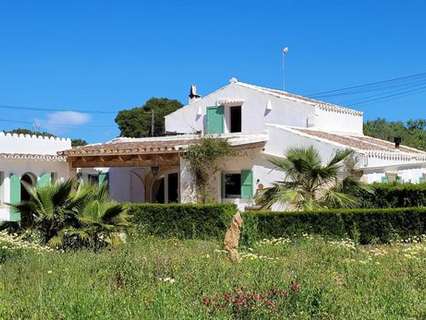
0 0 425 143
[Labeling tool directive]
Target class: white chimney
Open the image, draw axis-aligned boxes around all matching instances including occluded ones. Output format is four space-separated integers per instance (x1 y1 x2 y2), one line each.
188 84 201 104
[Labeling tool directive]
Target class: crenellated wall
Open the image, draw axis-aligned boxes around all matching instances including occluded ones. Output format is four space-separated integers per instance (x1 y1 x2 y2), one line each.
0 132 71 155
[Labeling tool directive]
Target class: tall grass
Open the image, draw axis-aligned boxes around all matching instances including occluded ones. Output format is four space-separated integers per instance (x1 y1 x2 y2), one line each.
0 234 425 319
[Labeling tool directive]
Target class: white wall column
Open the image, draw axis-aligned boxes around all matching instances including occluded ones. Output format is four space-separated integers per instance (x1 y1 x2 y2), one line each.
179 157 196 203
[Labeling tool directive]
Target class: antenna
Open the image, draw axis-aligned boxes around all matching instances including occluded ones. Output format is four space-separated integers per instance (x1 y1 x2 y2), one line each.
282 47 289 91
33 120 41 132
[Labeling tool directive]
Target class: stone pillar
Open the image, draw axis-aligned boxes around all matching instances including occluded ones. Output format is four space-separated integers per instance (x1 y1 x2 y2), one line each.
179 157 197 203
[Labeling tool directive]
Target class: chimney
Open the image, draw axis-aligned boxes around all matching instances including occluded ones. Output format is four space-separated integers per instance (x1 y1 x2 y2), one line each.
394 137 402 149
188 84 201 104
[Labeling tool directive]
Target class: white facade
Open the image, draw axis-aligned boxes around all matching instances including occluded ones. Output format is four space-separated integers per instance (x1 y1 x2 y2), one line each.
165 79 426 209
0 133 71 221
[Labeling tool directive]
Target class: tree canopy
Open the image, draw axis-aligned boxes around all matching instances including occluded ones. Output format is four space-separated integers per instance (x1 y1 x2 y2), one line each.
364 118 426 151
4 128 87 147
115 97 182 138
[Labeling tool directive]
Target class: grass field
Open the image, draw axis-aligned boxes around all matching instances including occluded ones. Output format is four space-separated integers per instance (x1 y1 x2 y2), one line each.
1 233 425 319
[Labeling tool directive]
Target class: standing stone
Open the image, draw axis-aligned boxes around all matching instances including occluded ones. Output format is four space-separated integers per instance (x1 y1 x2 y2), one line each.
224 212 243 263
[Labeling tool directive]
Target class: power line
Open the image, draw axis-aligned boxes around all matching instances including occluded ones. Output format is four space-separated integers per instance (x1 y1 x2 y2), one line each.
307 71 426 98
0 104 119 114
313 76 426 99
0 118 112 128
348 83 426 107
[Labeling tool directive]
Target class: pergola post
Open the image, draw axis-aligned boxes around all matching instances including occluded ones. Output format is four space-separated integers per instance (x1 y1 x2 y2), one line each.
179 156 197 203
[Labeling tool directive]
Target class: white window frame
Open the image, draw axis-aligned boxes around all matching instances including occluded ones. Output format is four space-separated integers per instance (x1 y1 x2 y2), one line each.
222 171 242 199
224 105 242 134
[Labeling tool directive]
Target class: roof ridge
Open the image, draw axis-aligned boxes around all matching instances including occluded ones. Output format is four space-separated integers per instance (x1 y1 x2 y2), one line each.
236 81 363 116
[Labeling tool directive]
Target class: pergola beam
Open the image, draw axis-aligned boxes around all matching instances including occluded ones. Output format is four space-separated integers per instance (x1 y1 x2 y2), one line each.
68 153 180 168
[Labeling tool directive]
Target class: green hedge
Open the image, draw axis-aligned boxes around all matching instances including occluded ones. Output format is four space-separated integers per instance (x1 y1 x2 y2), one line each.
359 183 426 208
128 203 237 239
242 207 426 244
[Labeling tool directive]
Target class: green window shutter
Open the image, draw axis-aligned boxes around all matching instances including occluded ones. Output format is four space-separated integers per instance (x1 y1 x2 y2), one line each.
206 106 224 134
9 174 21 221
37 173 51 187
99 172 109 187
381 176 388 183
241 169 253 199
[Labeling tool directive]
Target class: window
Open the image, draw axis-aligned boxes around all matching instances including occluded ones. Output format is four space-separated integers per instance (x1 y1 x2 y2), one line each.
223 173 241 198
229 106 242 133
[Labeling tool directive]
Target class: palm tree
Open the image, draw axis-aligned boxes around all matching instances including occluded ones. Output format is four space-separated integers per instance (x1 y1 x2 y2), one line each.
11 179 130 248
256 147 371 210
60 200 130 249
12 179 89 243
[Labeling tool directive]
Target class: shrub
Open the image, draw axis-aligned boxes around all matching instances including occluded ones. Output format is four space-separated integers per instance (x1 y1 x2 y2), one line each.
11 180 130 249
128 203 237 239
359 183 426 208
242 207 426 244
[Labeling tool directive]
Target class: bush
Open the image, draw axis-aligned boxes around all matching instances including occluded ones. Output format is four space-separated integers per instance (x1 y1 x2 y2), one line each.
359 183 426 208
243 207 426 244
128 203 237 239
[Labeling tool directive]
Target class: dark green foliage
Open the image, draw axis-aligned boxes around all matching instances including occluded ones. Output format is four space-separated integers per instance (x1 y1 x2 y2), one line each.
364 118 426 151
128 203 237 239
183 137 233 203
71 138 88 147
358 183 426 208
115 97 182 137
242 207 426 244
11 180 130 249
5 128 55 137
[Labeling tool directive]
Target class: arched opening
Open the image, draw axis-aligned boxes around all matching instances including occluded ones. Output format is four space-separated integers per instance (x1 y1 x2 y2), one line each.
21 173 36 202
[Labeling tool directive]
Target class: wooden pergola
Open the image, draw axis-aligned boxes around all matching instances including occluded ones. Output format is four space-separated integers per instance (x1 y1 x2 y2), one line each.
60 139 196 169
59 135 268 202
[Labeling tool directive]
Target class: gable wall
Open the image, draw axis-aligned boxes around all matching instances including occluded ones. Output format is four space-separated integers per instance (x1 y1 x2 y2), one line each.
165 83 314 134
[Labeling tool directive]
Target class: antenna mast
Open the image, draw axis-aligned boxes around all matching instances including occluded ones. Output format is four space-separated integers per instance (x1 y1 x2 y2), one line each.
282 47 289 91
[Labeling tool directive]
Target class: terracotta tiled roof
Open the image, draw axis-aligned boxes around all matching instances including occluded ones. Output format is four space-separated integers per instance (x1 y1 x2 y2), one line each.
294 128 425 154
59 134 268 157
60 139 199 157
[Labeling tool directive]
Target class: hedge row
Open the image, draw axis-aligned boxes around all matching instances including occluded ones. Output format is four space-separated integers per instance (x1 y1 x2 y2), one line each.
128 203 236 239
359 183 426 208
127 202 426 244
242 207 426 244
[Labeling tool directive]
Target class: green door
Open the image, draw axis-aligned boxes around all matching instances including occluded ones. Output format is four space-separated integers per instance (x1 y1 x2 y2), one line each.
206 106 224 134
37 173 51 187
9 174 21 221
99 172 109 188
241 169 253 199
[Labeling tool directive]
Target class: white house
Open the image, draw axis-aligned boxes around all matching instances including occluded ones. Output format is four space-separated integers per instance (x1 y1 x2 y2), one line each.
60 78 426 210
0 133 71 221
